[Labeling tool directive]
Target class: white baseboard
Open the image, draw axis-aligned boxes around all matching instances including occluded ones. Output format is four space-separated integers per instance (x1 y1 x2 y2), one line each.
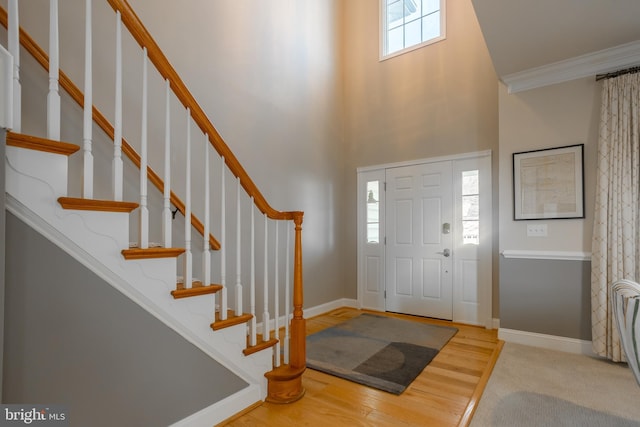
304 298 358 319
499 328 594 355
170 384 261 427
306 301 500 331
254 298 359 335
492 318 500 330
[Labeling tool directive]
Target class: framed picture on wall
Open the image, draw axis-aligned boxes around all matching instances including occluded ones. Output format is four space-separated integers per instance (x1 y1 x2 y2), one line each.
513 144 584 220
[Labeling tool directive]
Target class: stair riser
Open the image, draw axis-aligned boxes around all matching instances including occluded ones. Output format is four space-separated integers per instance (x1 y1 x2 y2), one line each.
6 146 69 200
59 210 130 251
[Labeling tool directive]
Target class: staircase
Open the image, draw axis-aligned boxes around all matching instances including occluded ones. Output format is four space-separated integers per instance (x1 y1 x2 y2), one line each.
2 0 306 423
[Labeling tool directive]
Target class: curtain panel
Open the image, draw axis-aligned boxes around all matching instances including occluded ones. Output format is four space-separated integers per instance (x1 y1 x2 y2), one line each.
592 72 640 361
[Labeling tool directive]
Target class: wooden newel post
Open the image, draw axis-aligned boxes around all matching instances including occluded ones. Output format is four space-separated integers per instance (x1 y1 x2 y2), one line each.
264 212 306 403
290 213 305 369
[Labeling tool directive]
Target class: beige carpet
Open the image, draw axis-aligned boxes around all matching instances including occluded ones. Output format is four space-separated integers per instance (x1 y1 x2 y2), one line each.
471 342 640 426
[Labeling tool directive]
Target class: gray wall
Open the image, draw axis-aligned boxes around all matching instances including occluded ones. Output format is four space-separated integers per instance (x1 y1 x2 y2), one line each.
500 257 592 340
3 213 247 426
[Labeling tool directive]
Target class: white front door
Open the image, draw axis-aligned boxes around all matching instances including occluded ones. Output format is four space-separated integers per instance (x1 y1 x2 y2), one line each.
357 152 492 326
385 161 454 319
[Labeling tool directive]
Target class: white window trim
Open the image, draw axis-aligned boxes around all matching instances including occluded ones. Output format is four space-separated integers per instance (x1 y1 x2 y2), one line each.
379 0 447 61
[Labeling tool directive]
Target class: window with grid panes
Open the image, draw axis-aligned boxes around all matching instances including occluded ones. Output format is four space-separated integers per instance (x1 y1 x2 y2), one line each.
381 0 445 59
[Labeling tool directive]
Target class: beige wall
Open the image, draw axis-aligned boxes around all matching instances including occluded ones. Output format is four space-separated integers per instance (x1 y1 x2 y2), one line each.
96 0 500 307
11 0 501 311
343 0 498 166
11 0 350 307
341 0 499 300
128 0 349 306
497 77 600 338
498 78 600 253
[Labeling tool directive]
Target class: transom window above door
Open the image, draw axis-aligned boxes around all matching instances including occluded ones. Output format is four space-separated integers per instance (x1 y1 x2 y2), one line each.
380 0 446 60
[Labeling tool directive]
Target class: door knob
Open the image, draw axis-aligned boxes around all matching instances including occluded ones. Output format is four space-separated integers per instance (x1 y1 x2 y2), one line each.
437 249 451 257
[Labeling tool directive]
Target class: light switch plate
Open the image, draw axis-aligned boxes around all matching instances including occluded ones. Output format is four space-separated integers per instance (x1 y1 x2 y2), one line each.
527 223 547 237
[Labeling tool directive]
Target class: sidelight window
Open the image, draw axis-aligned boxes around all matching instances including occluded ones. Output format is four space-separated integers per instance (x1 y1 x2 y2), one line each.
367 181 381 243
461 170 479 245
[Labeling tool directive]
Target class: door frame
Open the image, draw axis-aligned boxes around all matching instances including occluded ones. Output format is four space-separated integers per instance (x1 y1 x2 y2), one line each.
357 150 493 328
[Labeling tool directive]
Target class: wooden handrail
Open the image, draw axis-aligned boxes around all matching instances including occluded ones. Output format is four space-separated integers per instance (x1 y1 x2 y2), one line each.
0 6 220 250
106 0 303 222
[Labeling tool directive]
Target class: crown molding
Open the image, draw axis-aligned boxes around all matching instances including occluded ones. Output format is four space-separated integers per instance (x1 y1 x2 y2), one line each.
502 40 640 94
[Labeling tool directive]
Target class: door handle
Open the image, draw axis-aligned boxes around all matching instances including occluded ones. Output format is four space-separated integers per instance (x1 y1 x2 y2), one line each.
436 249 451 257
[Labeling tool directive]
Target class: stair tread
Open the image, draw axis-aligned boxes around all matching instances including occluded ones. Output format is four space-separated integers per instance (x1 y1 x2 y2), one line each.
243 336 279 356
7 132 80 156
58 197 138 213
171 282 223 299
121 247 186 260
264 364 306 381
211 311 253 331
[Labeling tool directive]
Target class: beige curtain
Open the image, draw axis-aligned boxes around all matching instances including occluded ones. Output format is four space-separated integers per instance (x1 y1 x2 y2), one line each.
591 72 640 361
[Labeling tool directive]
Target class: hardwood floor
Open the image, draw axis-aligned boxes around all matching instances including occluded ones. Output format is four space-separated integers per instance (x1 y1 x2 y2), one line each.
220 308 502 427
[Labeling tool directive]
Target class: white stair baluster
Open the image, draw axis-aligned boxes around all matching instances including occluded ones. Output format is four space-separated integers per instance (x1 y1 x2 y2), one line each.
112 10 123 201
250 199 257 346
47 0 60 141
273 221 280 366
138 47 149 249
183 108 192 289
235 177 242 315
220 156 227 320
162 79 171 246
8 0 20 132
263 214 269 342
82 0 93 199
284 224 291 364
202 136 211 286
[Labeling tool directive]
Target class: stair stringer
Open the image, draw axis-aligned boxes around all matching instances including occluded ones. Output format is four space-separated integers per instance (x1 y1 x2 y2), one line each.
5 146 274 402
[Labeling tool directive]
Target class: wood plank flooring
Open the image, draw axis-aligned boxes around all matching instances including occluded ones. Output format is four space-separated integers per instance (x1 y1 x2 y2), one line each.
220 308 502 427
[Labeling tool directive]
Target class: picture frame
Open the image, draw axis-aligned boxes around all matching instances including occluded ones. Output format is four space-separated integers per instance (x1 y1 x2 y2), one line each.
513 144 584 220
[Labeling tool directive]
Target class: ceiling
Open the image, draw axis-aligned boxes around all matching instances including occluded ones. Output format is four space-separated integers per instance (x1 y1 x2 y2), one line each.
471 0 640 78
